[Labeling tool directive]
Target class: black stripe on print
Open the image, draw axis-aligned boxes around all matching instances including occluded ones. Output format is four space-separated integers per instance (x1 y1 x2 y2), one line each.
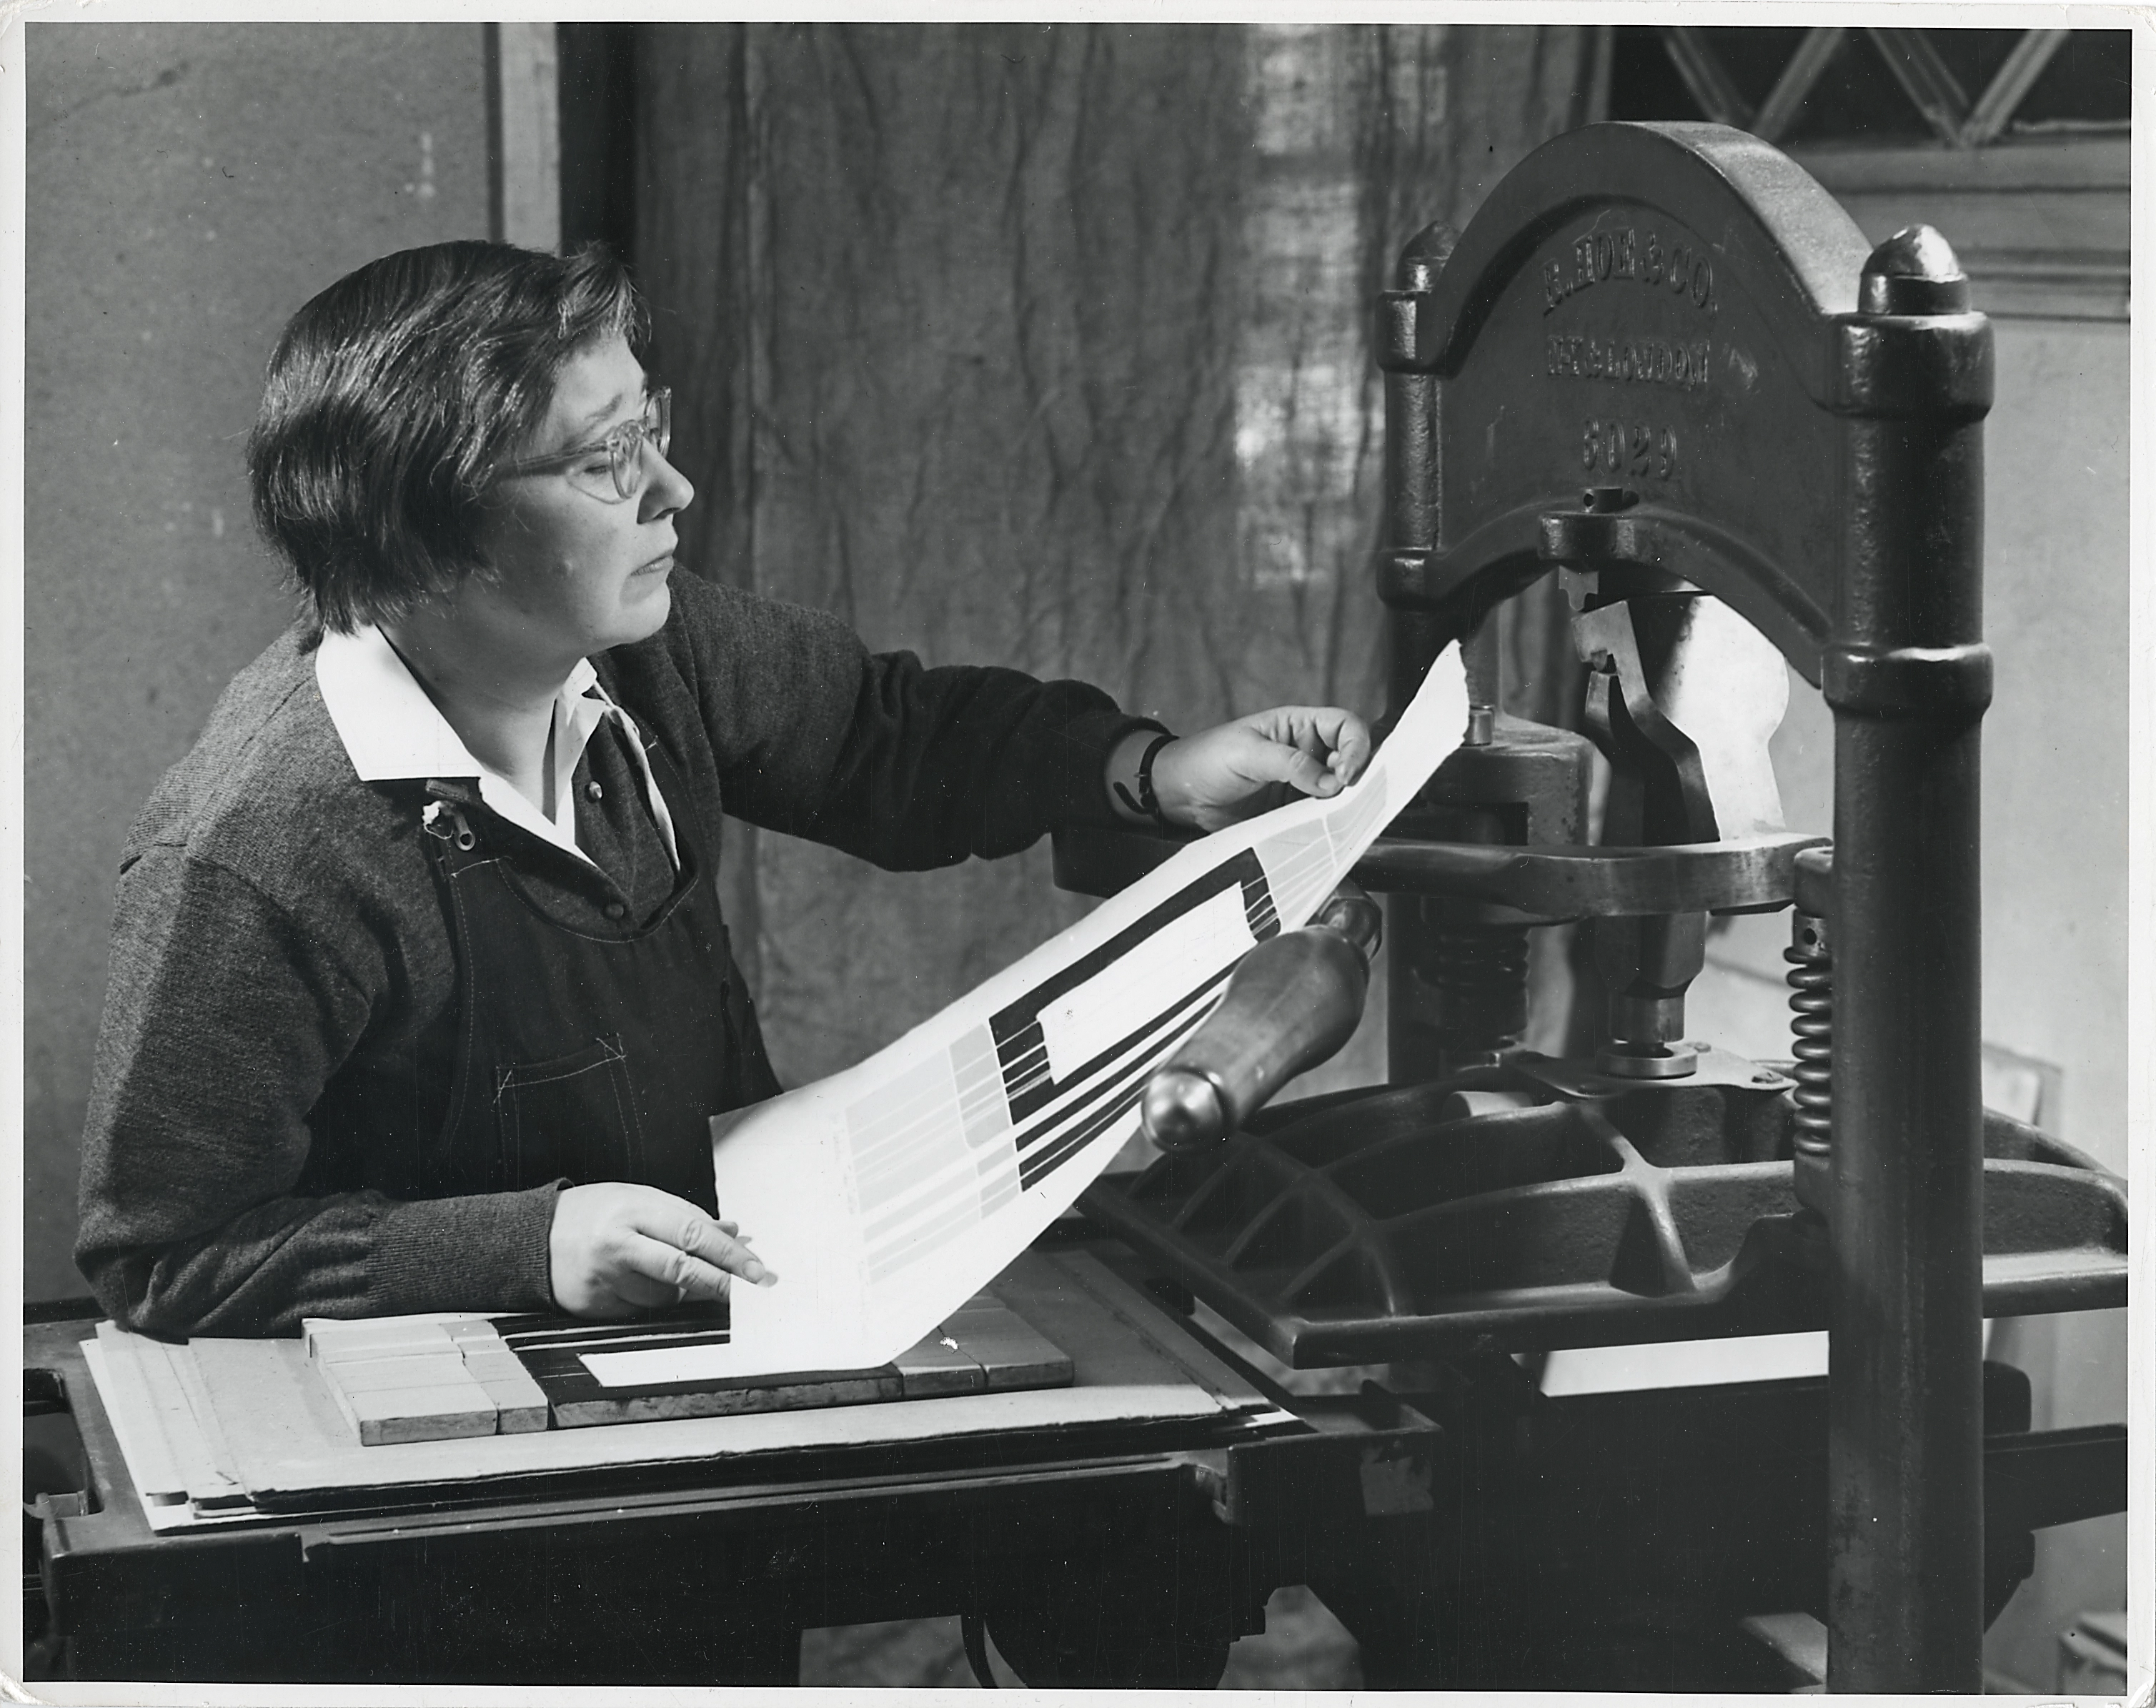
1016 1000 1218 1191
988 850 1273 1121
1005 970 1229 1161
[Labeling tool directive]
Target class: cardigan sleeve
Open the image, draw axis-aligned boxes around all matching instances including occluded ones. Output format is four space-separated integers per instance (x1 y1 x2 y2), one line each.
661 576 1159 869
74 842 560 1338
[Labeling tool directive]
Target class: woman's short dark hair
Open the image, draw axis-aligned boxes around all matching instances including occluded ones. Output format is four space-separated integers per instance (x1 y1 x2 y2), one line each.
248 241 647 634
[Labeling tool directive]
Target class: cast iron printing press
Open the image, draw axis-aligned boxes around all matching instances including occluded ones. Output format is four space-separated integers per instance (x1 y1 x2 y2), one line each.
1059 119 2128 1694
26 122 2126 1692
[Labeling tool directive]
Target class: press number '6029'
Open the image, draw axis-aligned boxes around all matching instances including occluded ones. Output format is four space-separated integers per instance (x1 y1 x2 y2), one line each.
1581 418 1679 482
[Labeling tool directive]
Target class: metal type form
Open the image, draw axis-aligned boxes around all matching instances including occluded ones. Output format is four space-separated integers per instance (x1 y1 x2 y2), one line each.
1055 124 2117 1690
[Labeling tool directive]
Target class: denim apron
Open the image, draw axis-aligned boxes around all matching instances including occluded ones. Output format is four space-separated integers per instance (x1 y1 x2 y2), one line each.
414 742 780 1212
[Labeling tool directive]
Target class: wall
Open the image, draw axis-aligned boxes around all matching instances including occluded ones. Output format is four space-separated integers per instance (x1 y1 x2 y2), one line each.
1966 315 2131 1687
21 22 495 1300
633 21 1593 1091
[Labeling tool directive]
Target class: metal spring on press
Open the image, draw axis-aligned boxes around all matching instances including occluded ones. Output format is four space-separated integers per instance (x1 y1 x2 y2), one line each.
1414 917 1531 1067
1784 911 1832 1163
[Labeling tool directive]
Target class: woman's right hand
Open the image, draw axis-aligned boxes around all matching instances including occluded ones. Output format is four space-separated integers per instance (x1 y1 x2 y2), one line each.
548 1181 778 1319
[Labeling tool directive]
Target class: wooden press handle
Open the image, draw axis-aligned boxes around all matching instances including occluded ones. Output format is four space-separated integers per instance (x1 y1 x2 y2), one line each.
1140 885 1383 1153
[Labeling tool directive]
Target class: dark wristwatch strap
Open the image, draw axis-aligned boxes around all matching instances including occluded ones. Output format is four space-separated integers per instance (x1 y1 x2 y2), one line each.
1113 733 1176 830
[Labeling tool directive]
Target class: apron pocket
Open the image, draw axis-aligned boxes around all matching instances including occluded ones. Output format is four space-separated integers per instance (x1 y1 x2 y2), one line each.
494 1033 643 1188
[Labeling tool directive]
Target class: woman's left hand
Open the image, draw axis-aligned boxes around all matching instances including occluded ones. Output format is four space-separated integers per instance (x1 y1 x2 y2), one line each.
1148 706 1373 833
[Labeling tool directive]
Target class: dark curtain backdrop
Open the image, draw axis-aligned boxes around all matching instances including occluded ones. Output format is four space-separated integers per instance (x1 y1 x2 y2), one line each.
635 23 1599 1088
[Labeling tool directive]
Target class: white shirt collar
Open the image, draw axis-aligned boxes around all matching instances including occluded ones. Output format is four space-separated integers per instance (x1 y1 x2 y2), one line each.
314 625 677 872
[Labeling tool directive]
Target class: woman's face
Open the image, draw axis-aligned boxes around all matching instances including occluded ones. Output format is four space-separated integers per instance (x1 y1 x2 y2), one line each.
465 334 693 669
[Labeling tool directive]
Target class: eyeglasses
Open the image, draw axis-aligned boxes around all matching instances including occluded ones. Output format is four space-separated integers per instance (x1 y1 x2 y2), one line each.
498 387 672 502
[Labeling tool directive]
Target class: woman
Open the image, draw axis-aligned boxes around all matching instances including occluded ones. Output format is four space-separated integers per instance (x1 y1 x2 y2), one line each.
74 241 1371 1339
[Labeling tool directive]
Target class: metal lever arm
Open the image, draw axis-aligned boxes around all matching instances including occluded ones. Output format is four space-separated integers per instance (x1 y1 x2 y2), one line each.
1141 885 1383 1152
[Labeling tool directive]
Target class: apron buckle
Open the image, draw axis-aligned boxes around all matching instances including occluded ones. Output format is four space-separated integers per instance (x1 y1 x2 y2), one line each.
422 798 478 852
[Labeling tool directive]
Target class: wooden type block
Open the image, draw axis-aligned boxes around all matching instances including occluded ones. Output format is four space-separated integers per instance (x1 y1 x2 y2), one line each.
323 1352 475 1393
458 1347 551 1434
892 1330 985 1398
442 1319 507 1346
472 1379 550 1434
307 1319 457 1364
334 1377 499 1447
943 1297 1074 1392
306 1338 549 1443
304 1316 442 1355
458 1346 535 1384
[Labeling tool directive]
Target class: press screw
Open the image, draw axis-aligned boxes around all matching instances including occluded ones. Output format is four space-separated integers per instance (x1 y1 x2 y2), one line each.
1859 225 1970 316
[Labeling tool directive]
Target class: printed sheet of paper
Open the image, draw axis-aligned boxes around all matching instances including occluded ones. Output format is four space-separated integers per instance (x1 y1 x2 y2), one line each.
584 647 1469 1387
